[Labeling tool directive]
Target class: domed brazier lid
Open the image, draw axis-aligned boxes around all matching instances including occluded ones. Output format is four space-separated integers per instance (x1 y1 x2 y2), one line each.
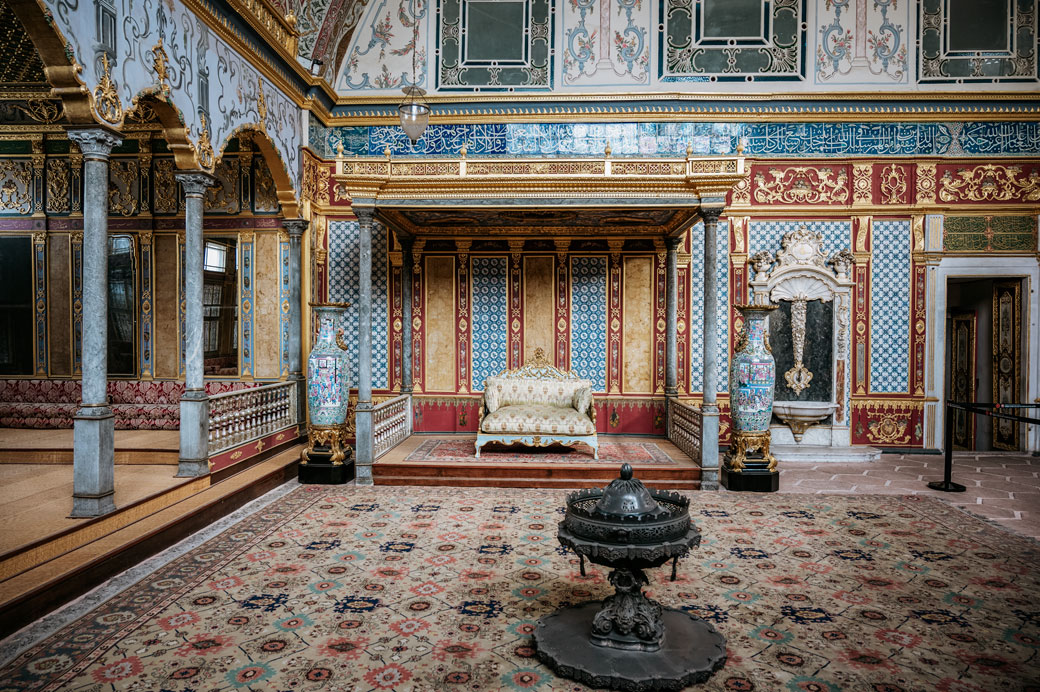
559 465 697 561
594 463 659 517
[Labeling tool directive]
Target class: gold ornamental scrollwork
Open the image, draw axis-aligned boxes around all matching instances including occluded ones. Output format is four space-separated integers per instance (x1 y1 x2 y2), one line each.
851 163 872 205
46 159 70 214
92 54 123 125
938 164 1040 203
867 414 910 445
753 166 849 205
195 113 215 171
13 99 65 124
151 38 171 94
256 77 268 131
880 164 908 204
0 160 33 213
915 163 937 205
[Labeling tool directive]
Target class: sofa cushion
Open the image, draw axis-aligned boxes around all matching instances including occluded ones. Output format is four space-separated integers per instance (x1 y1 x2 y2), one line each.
486 377 591 409
484 380 501 414
480 404 596 436
572 386 592 415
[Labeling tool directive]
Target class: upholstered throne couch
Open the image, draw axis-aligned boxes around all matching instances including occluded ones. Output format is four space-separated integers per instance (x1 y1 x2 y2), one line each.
476 348 598 458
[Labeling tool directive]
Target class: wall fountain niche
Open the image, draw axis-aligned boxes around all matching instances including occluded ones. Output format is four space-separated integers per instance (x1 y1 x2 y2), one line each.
749 227 879 461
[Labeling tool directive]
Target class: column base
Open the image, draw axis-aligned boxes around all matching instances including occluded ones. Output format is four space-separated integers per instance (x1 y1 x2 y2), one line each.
700 409 720 491
71 407 116 518
355 463 373 486
176 459 210 477
178 392 209 477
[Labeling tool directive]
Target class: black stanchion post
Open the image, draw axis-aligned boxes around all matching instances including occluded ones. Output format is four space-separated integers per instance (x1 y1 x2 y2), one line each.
928 401 966 492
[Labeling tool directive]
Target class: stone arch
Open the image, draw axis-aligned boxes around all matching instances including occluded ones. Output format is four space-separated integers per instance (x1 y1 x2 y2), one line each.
217 124 300 218
125 89 198 170
8 0 94 125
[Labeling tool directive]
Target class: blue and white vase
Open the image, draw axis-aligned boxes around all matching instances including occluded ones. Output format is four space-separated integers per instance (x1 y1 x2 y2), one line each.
729 304 778 433
306 303 351 427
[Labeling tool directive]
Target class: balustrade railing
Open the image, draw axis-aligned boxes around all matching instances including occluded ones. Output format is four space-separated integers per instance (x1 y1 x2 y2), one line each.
209 381 298 455
668 398 703 463
373 394 411 460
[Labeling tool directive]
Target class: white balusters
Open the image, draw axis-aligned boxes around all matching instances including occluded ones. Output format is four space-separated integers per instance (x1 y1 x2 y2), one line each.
208 382 298 455
373 394 411 459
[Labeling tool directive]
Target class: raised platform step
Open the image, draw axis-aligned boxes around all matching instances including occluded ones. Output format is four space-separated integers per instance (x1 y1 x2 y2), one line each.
0 429 180 464
373 435 700 489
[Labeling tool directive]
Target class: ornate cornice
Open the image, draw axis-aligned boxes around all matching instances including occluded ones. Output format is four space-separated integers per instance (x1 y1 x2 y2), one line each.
322 92 1040 126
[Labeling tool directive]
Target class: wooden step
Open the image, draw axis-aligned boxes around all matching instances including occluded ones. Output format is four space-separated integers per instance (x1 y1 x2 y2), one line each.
373 475 701 489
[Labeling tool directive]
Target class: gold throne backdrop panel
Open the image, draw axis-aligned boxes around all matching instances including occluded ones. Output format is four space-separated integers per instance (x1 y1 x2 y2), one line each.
254 233 281 379
623 256 653 394
153 235 180 379
425 256 457 392
524 256 554 363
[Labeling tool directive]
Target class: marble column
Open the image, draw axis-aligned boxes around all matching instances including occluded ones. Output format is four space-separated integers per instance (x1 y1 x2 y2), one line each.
400 236 414 394
283 219 308 425
700 206 723 489
68 128 122 518
176 172 216 477
664 236 681 397
354 207 374 484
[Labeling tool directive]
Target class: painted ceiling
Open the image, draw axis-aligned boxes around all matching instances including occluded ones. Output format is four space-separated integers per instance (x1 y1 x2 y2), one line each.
331 0 1039 96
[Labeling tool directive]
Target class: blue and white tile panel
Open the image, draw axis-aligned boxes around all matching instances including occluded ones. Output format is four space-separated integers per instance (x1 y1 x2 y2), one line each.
570 256 608 392
328 220 391 390
470 257 509 391
688 221 729 394
870 219 912 393
748 220 852 258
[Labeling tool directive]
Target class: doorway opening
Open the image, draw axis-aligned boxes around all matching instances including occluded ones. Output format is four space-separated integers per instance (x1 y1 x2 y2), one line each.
945 277 1026 451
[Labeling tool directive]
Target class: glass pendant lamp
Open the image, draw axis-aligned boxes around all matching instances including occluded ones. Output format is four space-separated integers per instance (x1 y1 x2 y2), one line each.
398 4 430 144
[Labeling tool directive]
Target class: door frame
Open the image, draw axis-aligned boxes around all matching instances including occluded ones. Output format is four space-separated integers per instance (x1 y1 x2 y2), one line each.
925 257 1038 454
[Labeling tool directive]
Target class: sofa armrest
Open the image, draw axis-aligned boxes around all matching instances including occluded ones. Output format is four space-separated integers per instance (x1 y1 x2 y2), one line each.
588 395 596 424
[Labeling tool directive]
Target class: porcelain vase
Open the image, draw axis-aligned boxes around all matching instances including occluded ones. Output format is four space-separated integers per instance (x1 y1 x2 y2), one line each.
729 304 778 434
306 303 351 427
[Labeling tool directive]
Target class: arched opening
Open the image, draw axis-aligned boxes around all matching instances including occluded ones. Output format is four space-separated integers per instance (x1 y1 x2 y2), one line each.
217 125 300 218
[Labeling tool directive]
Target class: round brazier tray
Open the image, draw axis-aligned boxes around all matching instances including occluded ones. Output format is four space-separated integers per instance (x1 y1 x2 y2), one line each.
534 602 727 692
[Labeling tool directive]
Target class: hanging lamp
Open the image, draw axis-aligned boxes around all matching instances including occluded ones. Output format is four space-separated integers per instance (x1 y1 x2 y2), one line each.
398 4 430 144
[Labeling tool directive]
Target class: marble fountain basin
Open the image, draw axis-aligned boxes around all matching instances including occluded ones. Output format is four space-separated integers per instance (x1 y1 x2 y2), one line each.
773 402 838 442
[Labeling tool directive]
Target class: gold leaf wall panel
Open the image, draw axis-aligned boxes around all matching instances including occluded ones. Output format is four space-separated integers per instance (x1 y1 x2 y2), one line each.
424 256 457 393
622 256 653 394
152 235 180 379
253 233 281 379
523 256 554 363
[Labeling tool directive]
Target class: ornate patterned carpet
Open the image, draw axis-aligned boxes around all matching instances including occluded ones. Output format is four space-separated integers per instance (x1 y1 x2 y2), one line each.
404 439 678 464
2 485 1038 691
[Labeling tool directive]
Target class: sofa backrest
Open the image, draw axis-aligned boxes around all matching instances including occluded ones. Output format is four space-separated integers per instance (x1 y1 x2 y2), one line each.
485 376 591 409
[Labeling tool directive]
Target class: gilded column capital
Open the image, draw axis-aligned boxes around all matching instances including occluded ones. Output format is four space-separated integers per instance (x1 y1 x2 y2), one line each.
67 128 122 160
175 171 217 197
283 218 309 237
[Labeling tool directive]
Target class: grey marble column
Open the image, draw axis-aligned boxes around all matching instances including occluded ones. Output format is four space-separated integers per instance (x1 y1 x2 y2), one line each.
664 236 681 397
68 128 122 518
700 206 723 489
176 172 216 477
354 207 374 484
400 236 414 394
283 219 308 425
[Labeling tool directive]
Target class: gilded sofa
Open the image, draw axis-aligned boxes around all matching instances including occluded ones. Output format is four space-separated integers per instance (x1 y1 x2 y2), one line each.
476 348 598 458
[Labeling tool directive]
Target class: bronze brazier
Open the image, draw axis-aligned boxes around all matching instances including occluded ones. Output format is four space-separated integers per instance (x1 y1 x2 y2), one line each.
534 464 727 691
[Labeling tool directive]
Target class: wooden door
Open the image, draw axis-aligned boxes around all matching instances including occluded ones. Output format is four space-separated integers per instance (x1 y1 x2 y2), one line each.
949 311 976 449
992 280 1022 450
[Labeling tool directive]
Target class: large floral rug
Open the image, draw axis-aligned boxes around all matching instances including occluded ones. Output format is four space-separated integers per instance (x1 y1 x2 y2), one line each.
403 439 678 464
2 485 1038 691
